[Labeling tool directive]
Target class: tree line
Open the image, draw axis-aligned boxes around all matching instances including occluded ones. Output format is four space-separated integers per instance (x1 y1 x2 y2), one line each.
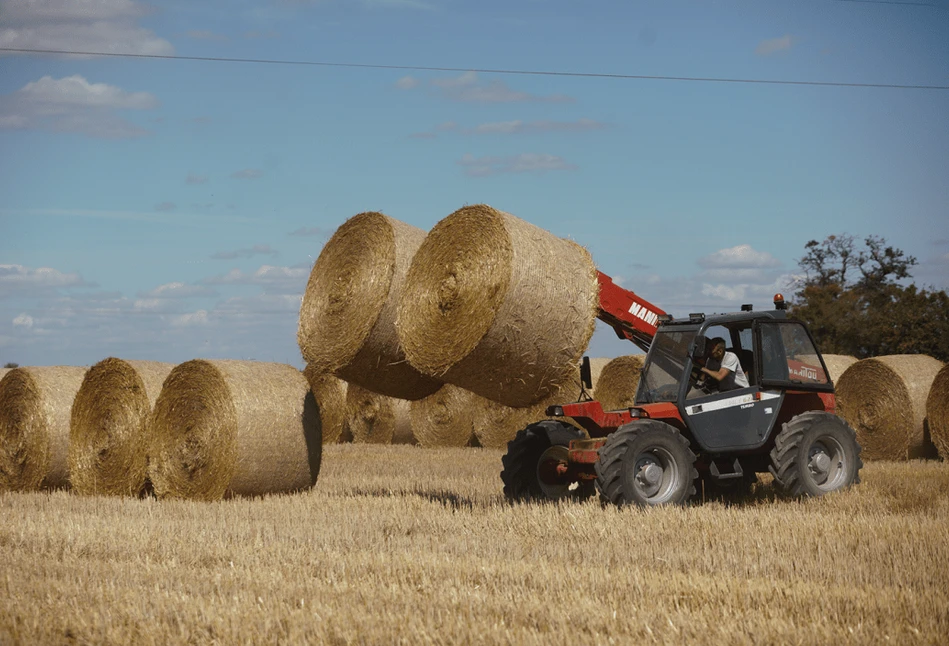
790 234 949 362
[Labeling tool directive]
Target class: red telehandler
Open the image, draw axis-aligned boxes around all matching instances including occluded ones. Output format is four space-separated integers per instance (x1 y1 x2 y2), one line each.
500 271 863 506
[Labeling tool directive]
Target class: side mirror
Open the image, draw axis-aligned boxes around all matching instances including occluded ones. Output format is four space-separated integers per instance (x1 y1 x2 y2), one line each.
579 356 592 390
691 336 707 361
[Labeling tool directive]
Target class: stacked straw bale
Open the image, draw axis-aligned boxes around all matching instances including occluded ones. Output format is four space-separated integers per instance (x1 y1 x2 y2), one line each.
836 355 944 461
148 360 321 500
409 384 475 448
594 355 646 410
397 204 600 409
0 366 87 491
822 354 858 384
926 364 949 459
303 365 349 444
0 368 8 381
586 357 610 392
346 384 413 445
69 359 173 496
298 212 441 401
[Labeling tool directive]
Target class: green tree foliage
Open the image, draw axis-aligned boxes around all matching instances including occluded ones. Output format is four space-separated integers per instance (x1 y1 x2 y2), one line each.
3 362 17 369
790 235 949 361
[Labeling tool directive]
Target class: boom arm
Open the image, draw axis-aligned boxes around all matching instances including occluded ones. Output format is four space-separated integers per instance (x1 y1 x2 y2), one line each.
596 271 666 353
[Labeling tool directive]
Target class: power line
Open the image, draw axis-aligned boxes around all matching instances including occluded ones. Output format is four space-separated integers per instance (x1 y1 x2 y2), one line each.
831 0 938 6
2 47 947 91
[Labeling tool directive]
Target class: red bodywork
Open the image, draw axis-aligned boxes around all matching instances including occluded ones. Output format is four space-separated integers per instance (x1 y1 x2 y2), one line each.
595 271 666 352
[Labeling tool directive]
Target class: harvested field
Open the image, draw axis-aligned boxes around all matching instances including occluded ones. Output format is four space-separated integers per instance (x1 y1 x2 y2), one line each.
69 358 173 496
0 445 947 645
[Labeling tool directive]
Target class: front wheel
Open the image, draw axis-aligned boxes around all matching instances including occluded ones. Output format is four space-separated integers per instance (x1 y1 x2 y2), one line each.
595 420 697 507
501 421 592 501
769 411 862 497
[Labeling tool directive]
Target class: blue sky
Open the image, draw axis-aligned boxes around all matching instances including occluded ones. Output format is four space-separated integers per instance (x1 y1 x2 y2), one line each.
1 0 947 368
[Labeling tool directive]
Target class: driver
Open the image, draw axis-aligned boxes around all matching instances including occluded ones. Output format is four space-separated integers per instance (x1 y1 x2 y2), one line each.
697 337 749 391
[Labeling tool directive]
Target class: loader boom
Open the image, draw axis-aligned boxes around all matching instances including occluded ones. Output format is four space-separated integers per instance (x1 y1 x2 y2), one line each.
595 271 666 352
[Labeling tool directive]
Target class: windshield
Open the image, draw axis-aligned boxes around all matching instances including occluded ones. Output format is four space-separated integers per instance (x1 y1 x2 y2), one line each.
636 329 697 404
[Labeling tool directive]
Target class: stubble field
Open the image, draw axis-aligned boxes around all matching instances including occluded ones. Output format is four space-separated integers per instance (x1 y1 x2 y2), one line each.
1 445 948 645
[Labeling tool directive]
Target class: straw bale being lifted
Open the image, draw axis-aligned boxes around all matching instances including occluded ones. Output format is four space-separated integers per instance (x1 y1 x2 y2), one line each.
346 384 413 445
148 360 321 500
303 365 348 444
397 204 600 409
595 355 646 410
836 355 944 461
926 364 949 460
298 212 442 401
0 366 87 492
410 384 476 448
69 359 173 496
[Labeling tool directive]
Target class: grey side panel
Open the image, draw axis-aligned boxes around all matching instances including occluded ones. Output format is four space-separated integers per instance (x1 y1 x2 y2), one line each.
682 389 785 452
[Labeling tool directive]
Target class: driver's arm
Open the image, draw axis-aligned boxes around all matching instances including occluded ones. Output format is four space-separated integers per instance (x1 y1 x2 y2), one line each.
699 365 731 382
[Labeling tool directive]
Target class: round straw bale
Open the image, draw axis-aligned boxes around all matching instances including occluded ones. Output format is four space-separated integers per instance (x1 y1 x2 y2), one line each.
410 384 476 448
345 384 413 445
148 360 321 500
586 357 611 392
471 395 547 449
298 212 442 401
595 355 646 410
926 364 949 460
397 204 600 408
0 369 8 381
836 354 944 461
69 359 173 496
821 354 858 384
0 366 87 491
303 365 348 444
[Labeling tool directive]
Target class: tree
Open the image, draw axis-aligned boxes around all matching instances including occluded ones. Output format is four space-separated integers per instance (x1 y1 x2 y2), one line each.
790 234 948 362
3 362 17 369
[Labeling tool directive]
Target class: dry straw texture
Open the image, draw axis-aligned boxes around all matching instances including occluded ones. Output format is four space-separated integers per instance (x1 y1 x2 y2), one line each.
346 384 413 445
148 360 321 500
0 366 87 491
594 355 646 410
409 384 475 448
927 364 949 459
297 212 441 401
302 365 348 444
397 204 600 408
69 359 173 496
821 354 858 383
836 354 944 461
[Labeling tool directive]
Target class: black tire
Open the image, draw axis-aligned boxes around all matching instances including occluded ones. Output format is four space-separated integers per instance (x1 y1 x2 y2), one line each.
595 420 697 507
769 411 863 498
501 420 592 501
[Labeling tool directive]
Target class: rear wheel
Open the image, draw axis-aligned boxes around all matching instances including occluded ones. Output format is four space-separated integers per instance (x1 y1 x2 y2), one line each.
501 421 592 501
769 411 862 497
595 420 697 507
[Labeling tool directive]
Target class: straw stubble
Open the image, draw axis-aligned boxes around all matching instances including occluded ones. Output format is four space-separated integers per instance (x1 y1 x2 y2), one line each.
69 358 173 496
148 360 321 500
297 212 441 400
0 366 87 491
836 354 944 460
398 205 599 408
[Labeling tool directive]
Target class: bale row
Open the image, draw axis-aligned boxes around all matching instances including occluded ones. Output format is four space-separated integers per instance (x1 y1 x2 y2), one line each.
836 354 944 461
925 363 949 461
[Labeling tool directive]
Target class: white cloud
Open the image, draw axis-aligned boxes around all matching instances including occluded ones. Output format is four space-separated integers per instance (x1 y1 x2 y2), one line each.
0 264 90 297
457 153 576 177
231 168 264 180
755 35 794 56
137 282 217 299
202 265 309 294
471 118 607 135
395 76 420 90
698 244 782 270
0 75 159 138
210 244 279 260
170 310 210 327
0 0 174 57
12 314 33 329
429 73 573 104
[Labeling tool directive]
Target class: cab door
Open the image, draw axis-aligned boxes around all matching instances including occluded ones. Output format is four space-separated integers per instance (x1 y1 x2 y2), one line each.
682 385 783 452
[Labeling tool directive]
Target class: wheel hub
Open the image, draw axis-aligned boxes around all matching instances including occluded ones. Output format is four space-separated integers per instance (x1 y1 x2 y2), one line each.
807 438 845 489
